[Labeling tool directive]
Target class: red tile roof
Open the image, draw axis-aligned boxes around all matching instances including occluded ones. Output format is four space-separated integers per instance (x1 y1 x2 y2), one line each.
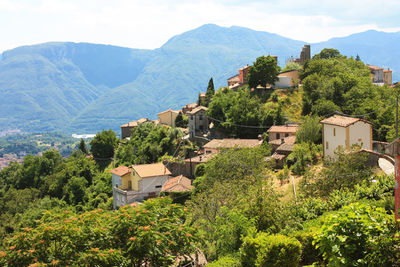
161 175 193 192
110 166 131 176
267 125 299 133
227 74 240 82
188 106 208 115
132 163 171 178
320 115 372 127
157 109 180 116
203 138 262 149
367 65 382 71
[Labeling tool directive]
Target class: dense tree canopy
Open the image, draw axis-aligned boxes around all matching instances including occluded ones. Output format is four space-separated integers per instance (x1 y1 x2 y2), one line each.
90 130 117 159
247 56 280 88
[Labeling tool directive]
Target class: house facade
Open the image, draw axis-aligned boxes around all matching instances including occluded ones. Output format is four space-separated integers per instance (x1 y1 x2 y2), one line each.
274 70 299 89
157 109 180 127
188 106 209 140
321 115 372 158
267 125 299 142
110 163 172 209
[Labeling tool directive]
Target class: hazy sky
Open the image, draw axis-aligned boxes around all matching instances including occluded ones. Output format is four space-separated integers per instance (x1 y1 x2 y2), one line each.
1 0 399 52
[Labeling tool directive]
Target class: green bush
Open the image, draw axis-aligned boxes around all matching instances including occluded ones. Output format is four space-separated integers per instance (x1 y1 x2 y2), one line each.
314 202 393 266
240 232 302 267
328 189 357 210
206 254 241 267
291 230 322 266
293 197 329 221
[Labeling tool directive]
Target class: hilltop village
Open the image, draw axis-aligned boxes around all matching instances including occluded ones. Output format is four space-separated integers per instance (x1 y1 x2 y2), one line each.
111 45 395 209
1 46 399 266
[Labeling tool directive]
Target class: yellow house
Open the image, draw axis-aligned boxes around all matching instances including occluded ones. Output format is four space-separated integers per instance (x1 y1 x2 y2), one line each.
110 163 172 208
157 109 180 127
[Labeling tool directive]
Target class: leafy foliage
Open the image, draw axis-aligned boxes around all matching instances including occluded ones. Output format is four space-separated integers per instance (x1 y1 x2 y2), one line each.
0 197 200 266
90 130 117 160
247 56 281 88
240 232 302 267
115 122 184 166
314 203 394 266
295 115 322 144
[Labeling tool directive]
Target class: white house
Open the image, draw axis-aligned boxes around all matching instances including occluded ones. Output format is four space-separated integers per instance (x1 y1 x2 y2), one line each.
110 163 172 209
321 115 372 158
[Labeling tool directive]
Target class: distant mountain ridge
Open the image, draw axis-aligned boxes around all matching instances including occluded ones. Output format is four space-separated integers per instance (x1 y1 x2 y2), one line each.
0 24 399 133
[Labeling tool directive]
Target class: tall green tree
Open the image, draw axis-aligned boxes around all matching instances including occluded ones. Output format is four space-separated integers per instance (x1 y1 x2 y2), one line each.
205 77 215 106
296 116 322 144
90 130 117 160
247 56 280 88
78 138 88 154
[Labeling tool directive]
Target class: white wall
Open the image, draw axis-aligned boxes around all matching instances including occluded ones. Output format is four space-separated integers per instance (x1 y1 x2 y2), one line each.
349 121 371 150
273 76 291 89
138 175 170 194
323 124 346 158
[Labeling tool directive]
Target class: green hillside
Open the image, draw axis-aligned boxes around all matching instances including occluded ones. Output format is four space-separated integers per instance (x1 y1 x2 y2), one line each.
0 25 399 133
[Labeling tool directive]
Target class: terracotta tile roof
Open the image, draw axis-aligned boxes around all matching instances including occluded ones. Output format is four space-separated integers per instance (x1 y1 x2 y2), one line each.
188 106 208 115
278 69 298 76
157 109 180 116
183 153 216 163
120 120 138 128
268 125 299 133
161 175 193 192
269 135 296 146
239 65 250 71
121 118 152 128
276 143 295 153
110 166 131 176
200 93 206 97
203 138 262 149
367 65 382 71
383 69 392 73
320 115 372 127
227 74 240 82
132 162 171 178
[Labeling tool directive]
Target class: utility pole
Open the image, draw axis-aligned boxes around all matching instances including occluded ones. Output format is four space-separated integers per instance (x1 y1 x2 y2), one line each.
396 96 398 138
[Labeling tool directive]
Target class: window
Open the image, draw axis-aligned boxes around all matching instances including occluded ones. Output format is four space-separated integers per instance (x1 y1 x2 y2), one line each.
199 125 204 131
199 115 203 120
155 185 162 189
190 115 193 120
333 128 336 136
285 133 289 137
128 181 132 190
326 141 329 149
276 133 280 139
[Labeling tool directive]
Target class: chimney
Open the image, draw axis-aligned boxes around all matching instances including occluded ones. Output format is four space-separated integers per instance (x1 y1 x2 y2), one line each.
199 156 202 161
258 134 263 141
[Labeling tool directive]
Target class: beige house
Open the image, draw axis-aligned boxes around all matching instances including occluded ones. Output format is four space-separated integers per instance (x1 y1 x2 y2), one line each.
120 118 158 139
203 138 263 154
267 125 299 142
188 106 209 140
274 70 299 89
110 163 172 209
182 103 198 114
157 109 180 127
383 69 392 85
321 115 372 158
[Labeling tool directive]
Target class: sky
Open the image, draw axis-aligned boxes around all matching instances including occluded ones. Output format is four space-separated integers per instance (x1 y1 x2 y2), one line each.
1 0 400 53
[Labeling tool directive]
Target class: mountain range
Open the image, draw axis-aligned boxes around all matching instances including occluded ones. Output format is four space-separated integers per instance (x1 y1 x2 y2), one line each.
1 24 399 134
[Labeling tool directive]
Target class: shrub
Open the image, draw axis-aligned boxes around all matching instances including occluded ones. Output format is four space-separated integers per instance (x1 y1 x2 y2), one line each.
328 189 357 210
206 253 241 267
240 232 302 267
291 230 322 265
314 202 393 266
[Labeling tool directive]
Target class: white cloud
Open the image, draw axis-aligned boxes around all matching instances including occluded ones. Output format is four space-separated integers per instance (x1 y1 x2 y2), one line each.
0 0 399 52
